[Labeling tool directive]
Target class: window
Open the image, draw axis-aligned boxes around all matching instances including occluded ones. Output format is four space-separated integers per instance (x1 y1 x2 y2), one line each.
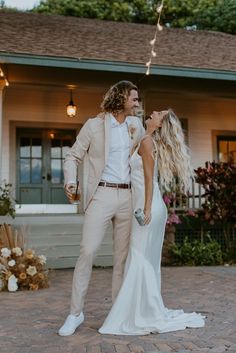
217 136 236 164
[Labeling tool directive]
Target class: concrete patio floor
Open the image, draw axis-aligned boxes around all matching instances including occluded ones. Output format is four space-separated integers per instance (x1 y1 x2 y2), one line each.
1 266 236 353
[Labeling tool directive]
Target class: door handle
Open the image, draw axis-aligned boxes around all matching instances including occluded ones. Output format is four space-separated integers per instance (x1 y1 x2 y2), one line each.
47 173 51 181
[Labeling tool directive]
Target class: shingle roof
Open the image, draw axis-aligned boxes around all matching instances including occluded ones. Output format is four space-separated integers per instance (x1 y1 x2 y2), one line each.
0 12 236 71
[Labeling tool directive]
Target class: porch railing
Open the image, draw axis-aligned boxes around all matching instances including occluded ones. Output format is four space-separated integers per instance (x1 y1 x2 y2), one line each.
164 178 205 211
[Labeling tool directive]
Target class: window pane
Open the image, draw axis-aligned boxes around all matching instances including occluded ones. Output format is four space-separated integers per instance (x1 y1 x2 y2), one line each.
51 159 61 184
20 159 30 183
32 138 42 158
32 159 42 184
51 139 61 158
218 139 236 163
20 137 30 157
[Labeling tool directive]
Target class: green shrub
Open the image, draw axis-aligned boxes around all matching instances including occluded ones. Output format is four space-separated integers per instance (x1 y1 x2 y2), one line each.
170 235 223 266
0 182 15 218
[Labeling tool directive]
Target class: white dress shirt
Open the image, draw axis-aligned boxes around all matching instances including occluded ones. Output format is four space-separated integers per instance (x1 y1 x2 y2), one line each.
101 115 131 183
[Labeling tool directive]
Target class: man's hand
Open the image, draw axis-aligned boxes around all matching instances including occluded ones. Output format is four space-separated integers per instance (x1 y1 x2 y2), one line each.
65 183 81 203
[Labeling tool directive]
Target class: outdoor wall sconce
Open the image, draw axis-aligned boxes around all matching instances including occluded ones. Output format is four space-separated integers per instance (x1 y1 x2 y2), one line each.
0 67 9 86
66 89 77 118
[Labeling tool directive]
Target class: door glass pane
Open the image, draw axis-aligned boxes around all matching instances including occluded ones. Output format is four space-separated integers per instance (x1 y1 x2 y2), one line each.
20 159 30 183
17 128 76 205
32 159 42 183
51 139 61 158
51 159 61 184
32 138 42 158
20 137 30 157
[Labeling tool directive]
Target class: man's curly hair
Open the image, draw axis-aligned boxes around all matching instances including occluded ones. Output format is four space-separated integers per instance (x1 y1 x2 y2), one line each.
101 81 138 113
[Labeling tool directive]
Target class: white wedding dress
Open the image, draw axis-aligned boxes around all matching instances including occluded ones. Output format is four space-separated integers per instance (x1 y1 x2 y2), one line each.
99 144 205 335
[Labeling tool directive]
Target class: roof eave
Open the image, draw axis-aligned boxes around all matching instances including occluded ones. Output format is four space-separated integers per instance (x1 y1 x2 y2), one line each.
0 52 235 81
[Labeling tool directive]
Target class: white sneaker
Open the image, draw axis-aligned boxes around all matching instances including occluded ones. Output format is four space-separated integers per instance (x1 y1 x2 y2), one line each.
58 312 84 336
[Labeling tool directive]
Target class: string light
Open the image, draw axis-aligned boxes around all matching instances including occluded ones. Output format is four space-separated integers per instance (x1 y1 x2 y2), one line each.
0 67 9 87
145 0 164 75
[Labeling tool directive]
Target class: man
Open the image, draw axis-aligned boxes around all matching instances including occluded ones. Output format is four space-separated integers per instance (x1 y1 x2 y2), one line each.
59 80 144 336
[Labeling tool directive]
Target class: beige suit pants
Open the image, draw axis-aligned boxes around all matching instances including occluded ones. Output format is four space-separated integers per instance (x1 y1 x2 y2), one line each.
70 186 132 315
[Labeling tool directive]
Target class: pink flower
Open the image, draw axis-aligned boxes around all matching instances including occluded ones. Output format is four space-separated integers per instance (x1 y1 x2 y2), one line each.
163 195 172 205
167 213 181 225
187 209 196 217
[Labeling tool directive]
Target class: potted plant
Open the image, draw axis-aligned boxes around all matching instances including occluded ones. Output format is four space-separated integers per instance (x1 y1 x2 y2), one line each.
0 181 15 223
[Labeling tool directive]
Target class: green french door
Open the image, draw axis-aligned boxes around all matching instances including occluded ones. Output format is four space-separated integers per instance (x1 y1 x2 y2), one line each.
16 128 76 204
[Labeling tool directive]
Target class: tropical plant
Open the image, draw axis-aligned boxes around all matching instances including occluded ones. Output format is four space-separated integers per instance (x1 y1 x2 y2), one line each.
194 162 236 251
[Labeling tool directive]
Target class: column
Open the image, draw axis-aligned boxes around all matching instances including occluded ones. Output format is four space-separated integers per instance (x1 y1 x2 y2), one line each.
0 82 5 181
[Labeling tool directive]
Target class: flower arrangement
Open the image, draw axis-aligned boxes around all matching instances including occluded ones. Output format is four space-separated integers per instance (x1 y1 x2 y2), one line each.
0 224 49 292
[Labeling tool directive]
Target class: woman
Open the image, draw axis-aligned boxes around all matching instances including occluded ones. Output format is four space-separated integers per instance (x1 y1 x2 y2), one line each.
99 109 205 335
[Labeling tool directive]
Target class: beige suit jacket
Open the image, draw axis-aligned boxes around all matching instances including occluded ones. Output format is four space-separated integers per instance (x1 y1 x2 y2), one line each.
63 113 145 210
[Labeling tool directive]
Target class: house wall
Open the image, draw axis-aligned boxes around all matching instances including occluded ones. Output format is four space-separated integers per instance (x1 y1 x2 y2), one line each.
2 84 103 184
2 66 236 187
1 67 235 268
145 93 236 169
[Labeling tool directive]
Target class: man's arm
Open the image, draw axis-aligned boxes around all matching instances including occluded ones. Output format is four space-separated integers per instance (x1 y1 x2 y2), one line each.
63 119 92 199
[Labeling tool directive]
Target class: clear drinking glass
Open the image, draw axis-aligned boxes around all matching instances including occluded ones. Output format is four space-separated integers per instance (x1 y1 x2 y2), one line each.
71 181 80 205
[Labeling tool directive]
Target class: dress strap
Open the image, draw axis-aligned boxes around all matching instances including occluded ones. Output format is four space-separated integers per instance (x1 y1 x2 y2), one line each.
151 138 158 158
138 135 158 159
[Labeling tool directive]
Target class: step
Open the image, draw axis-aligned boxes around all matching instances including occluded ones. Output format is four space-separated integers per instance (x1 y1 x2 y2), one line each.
0 215 113 269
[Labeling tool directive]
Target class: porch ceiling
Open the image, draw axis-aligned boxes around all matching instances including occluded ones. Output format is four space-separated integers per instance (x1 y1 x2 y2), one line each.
2 63 236 101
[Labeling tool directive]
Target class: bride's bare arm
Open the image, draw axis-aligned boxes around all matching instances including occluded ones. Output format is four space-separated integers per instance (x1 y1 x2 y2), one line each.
138 136 155 225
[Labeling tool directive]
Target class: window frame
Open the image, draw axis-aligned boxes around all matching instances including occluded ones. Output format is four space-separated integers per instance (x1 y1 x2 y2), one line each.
212 130 236 163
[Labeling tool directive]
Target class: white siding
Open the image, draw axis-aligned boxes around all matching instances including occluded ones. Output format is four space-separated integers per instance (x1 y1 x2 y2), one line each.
145 93 236 169
2 85 104 183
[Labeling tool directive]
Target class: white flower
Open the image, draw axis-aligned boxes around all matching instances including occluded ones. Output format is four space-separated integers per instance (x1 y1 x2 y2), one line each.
8 274 18 292
38 255 47 265
26 265 37 276
8 260 16 267
1 248 11 258
12 247 23 256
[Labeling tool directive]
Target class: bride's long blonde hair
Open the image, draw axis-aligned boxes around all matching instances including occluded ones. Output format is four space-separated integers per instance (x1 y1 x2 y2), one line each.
153 109 192 193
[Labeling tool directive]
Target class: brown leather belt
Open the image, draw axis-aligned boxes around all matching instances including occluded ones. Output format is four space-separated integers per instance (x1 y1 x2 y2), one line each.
98 181 131 189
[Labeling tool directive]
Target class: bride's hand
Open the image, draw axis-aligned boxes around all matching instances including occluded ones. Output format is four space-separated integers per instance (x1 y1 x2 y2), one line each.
143 209 152 225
